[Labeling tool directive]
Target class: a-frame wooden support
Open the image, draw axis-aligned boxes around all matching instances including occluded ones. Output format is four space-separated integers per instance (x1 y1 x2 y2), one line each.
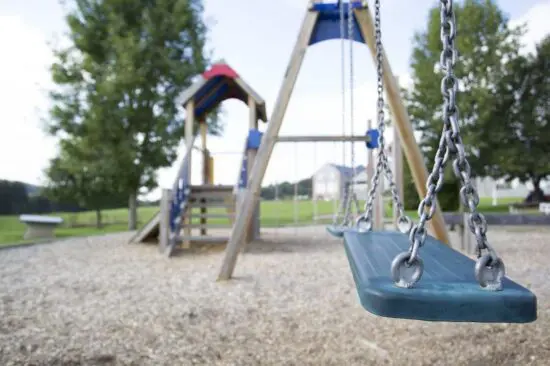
217 1 451 280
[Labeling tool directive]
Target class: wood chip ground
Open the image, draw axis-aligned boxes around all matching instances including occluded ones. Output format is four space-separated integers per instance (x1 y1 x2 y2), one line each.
0 226 548 365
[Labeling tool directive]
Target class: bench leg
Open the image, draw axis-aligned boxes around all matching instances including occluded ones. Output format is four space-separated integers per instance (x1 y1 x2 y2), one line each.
23 224 57 240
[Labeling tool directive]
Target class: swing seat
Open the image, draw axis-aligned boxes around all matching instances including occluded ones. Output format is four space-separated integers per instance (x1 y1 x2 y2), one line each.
326 225 347 237
343 230 537 323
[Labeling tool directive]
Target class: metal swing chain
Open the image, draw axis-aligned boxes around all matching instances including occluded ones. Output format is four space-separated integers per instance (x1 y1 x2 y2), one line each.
345 0 357 226
391 0 505 290
331 0 349 227
357 0 411 233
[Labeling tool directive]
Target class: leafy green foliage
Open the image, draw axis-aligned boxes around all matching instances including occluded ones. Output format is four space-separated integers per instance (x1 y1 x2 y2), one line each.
43 138 127 227
403 160 460 211
261 178 312 200
479 35 550 200
405 0 524 176
45 0 216 228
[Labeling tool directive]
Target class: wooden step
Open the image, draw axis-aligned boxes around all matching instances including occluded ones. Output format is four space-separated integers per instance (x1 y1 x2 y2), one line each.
189 213 235 219
176 236 229 244
188 195 233 203
184 223 232 229
188 201 234 208
190 184 233 192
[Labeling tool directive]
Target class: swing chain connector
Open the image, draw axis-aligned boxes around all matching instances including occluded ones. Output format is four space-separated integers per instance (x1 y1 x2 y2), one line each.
400 0 505 290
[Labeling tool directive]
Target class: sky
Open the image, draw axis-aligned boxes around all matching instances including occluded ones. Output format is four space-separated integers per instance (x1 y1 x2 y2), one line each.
0 0 549 200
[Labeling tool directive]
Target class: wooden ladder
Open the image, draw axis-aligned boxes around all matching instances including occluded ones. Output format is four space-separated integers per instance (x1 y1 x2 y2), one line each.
177 184 235 247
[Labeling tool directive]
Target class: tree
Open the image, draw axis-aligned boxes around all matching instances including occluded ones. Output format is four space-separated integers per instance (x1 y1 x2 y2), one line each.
43 138 126 228
480 35 550 202
46 0 219 230
0 180 29 215
405 0 524 178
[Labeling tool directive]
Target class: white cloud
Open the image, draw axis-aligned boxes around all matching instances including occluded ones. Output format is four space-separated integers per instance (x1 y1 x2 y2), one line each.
510 0 550 54
0 15 58 185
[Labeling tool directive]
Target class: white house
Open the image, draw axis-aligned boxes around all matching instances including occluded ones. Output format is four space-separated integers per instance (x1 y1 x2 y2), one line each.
312 163 365 201
474 176 550 203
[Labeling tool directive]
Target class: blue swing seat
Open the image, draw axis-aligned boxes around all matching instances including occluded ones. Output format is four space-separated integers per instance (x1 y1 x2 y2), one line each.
343 230 537 323
326 225 347 237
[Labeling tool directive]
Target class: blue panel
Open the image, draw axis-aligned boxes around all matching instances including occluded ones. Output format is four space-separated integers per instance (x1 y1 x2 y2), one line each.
366 129 379 149
169 153 192 234
247 129 263 150
343 230 537 323
309 2 365 45
195 83 229 116
239 154 248 189
193 78 219 104
195 76 229 116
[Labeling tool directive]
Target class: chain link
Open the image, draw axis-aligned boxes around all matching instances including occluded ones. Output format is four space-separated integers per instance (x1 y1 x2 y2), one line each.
358 0 411 232
344 0 359 225
402 0 504 289
332 0 348 227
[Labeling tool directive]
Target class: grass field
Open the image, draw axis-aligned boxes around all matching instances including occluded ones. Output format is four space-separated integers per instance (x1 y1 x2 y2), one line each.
0 197 524 246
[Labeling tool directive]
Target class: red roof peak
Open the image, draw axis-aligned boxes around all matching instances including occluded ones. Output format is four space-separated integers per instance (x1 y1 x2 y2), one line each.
202 63 239 80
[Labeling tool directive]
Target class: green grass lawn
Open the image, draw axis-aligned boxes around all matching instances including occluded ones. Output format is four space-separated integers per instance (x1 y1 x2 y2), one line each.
0 196 523 246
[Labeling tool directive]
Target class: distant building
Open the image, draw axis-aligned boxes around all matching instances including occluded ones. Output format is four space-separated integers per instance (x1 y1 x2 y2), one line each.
474 176 550 202
312 163 365 201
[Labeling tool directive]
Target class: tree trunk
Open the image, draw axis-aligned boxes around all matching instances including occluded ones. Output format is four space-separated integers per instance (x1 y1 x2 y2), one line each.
95 209 103 229
526 177 545 203
128 192 138 230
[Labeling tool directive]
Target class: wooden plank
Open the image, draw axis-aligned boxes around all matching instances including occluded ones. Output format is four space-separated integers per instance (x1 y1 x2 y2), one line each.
159 189 170 254
189 201 235 209
276 135 370 143
200 122 208 236
185 223 232 229
185 100 195 183
246 94 260 244
217 10 319 281
190 184 233 191
354 7 451 246
177 236 229 244
183 100 195 248
128 211 160 244
189 213 235 219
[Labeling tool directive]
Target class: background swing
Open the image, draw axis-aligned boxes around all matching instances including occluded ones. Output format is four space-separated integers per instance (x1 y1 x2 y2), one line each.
326 0 378 238
342 0 537 323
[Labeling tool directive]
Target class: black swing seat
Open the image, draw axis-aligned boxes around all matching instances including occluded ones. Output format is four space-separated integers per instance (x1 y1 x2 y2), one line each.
343 230 537 323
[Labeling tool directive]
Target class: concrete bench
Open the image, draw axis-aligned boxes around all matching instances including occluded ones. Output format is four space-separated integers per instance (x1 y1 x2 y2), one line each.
19 215 64 240
539 203 550 215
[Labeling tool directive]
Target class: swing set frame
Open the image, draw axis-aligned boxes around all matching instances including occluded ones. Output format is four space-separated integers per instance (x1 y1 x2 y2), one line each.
217 0 450 281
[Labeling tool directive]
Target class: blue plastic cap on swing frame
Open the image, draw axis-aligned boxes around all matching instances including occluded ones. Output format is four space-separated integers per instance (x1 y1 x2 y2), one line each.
247 129 263 150
366 129 379 149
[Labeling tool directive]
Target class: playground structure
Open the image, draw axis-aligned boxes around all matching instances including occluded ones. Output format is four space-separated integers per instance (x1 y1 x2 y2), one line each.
215 0 536 323
130 63 268 255
129 0 537 323
3 2 550 364
217 0 451 281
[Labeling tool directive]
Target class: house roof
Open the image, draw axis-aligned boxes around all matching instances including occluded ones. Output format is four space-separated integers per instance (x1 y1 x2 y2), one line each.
175 63 268 122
